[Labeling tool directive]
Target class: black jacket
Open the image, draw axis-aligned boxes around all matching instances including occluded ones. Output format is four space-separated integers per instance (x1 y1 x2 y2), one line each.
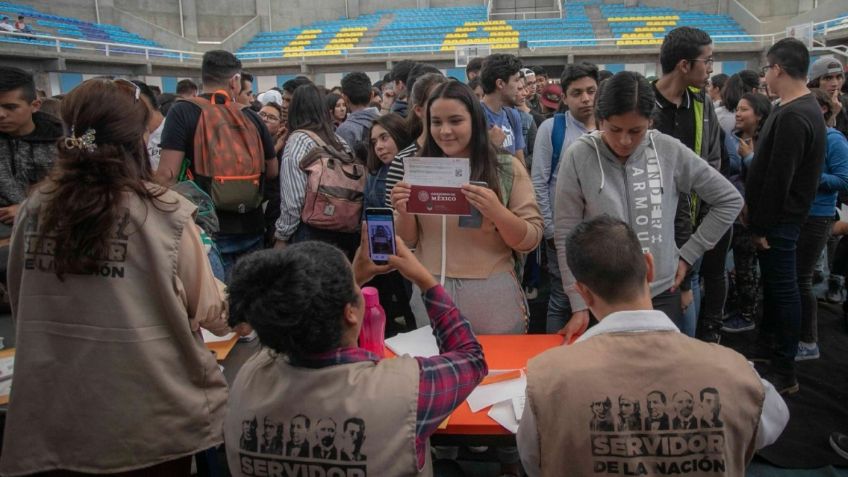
0 111 62 207
745 93 827 234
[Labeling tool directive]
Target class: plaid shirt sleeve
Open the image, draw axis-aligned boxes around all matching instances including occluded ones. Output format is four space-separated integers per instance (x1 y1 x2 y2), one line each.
413 285 487 466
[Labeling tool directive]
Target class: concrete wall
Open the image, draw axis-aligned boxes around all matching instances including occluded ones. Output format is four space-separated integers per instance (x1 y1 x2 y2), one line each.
14 0 98 23
637 0 722 14
114 0 181 35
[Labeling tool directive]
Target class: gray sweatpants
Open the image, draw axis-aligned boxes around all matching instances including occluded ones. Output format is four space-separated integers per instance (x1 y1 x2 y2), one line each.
410 271 528 334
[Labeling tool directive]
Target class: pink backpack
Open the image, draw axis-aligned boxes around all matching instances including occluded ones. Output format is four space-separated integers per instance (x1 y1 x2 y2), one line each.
297 130 366 233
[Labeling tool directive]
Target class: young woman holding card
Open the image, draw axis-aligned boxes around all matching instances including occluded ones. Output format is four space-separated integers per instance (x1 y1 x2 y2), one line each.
391 80 543 334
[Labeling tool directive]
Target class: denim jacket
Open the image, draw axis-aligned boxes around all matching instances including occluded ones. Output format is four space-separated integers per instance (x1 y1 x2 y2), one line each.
363 163 390 217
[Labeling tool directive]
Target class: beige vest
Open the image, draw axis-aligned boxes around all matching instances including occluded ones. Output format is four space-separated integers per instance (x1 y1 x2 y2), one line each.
527 330 764 477
0 188 228 476
226 349 433 477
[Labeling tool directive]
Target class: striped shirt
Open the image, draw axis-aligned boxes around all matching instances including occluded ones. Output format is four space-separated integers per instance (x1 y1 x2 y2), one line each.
384 142 419 209
292 284 487 468
275 131 351 241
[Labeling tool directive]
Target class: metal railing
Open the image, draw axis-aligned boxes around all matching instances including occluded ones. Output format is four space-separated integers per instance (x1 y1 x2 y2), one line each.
7 12 848 65
489 10 563 20
0 30 203 62
236 32 784 62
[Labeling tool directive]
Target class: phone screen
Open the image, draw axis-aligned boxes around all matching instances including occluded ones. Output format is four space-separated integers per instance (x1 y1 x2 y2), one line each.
365 208 396 264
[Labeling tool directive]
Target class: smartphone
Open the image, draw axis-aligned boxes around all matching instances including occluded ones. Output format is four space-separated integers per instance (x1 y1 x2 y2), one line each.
459 181 489 229
365 207 396 265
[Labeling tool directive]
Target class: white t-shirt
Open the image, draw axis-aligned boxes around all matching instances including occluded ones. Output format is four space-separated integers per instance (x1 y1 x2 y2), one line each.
147 118 165 171
0 23 16 32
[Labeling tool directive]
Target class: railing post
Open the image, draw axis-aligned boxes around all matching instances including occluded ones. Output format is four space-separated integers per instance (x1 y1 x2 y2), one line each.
105 44 109 56
145 48 149 60
55 38 61 53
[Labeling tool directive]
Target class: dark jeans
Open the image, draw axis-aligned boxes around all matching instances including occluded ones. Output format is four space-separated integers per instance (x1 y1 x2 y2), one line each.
757 223 802 373
291 223 359 260
696 228 732 336
217 232 264 281
731 223 759 321
545 241 572 333
798 216 833 343
653 288 682 328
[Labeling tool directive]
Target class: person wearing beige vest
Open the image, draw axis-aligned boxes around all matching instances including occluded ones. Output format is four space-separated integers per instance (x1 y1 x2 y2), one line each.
224 232 486 477
0 79 230 476
518 216 789 477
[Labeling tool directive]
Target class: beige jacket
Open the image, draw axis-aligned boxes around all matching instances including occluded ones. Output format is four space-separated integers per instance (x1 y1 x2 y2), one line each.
226 349 432 477
402 156 543 279
524 310 773 477
0 185 229 475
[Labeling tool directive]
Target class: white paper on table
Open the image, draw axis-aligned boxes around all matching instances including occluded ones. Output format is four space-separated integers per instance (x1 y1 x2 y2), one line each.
385 325 439 358
466 371 527 413
403 157 470 188
202 329 236 343
488 400 519 434
512 395 526 421
0 356 13 381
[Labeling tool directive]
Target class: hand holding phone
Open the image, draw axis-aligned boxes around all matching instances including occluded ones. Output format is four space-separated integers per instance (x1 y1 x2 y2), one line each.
365 208 397 265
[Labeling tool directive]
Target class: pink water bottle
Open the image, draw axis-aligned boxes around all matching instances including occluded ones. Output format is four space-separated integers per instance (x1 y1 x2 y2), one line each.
358 287 386 357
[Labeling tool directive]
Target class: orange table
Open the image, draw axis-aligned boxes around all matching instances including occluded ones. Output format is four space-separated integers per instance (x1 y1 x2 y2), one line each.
389 334 563 441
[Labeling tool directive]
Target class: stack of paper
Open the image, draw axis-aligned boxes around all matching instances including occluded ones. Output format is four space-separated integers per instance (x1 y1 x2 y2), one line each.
202 329 235 343
467 370 527 433
385 325 439 358
0 356 13 399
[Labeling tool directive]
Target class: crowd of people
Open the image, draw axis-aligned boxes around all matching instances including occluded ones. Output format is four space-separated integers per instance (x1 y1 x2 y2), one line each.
0 23 846 476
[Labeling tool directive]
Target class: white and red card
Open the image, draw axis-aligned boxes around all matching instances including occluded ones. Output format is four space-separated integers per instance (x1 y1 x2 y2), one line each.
404 157 471 216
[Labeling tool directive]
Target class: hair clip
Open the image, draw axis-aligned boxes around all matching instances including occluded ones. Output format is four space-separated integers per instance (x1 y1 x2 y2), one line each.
64 126 97 153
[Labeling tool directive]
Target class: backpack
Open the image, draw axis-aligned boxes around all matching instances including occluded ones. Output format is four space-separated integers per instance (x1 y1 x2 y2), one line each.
496 154 526 282
183 92 265 214
297 130 366 233
549 113 567 184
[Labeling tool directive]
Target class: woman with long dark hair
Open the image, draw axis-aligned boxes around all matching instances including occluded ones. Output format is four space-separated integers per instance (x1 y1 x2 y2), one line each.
552 71 742 340
0 78 230 475
722 92 772 333
363 113 415 331
275 84 359 257
391 80 543 334
365 113 412 208
326 92 347 129
717 70 762 134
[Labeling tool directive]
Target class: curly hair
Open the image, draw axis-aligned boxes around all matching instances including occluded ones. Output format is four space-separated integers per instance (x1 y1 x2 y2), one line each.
227 242 361 359
38 78 171 279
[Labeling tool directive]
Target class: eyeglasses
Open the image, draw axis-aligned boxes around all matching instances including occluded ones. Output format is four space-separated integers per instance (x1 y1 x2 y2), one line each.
112 78 140 103
259 111 280 122
689 57 715 66
761 64 777 75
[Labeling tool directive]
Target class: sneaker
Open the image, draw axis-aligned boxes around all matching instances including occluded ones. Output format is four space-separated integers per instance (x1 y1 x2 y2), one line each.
795 342 820 361
826 275 845 303
525 287 538 300
763 370 799 395
830 432 848 460
722 315 756 333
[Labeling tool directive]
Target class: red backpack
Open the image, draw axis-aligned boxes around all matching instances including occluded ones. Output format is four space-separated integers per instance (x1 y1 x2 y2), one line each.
297 130 366 233
184 91 265 214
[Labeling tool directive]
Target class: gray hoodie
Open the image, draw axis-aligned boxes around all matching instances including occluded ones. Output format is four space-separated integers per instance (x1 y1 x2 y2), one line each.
336 107 380 156
553 130 743 312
